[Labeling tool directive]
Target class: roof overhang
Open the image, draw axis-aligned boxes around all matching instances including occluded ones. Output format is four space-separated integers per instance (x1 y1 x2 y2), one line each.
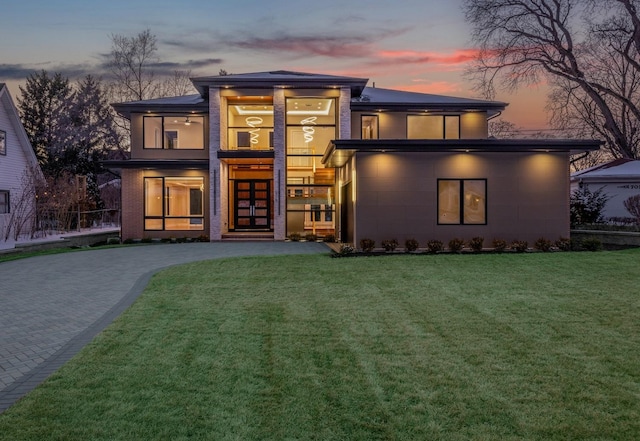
192 71 368 98
111 97 208 120
322 139 603 167
102 159 209 170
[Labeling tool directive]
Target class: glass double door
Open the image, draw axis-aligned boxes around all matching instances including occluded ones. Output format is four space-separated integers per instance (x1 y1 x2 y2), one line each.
234 180 271 230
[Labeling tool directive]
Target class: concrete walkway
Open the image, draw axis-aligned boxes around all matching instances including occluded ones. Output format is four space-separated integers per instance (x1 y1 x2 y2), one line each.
0 242 328 413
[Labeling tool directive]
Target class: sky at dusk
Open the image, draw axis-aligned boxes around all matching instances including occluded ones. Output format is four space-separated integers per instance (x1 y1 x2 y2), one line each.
0 0 549 130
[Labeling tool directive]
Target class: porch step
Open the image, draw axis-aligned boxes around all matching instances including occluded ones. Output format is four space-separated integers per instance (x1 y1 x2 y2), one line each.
222 232 275 241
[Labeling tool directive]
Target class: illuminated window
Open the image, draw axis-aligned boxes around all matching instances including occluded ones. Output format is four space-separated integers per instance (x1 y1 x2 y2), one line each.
144 177 204 230
0 130 5 155
438 179 486 225
143 116 204 149
361 115 379 139
227 103 274 150
407 115 460 139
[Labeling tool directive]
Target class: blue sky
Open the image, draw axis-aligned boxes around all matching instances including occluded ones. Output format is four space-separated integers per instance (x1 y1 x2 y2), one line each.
0 0 547 129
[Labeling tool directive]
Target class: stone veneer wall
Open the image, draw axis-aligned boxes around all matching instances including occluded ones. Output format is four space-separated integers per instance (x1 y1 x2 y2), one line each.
209 87 222 240
273 88 287 240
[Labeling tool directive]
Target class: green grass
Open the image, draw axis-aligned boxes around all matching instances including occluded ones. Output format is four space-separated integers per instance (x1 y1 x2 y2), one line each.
1 250 640 440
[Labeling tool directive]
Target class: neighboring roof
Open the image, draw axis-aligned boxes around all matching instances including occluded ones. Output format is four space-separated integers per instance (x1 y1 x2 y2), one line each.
351 86 507 116
571 159 640 181
191 70 368 97
111 94 207 119
0 83 42 176
323 138 603 167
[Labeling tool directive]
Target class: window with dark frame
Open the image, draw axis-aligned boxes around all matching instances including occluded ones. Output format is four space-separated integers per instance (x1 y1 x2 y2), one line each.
0 130 6 155
143 177 204 231
437 179 487 225
407 115 460 140
0 190 9 214
142 116 204 149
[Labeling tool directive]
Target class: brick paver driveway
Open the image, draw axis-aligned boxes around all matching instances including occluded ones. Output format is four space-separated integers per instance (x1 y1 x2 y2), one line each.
0 242 327 412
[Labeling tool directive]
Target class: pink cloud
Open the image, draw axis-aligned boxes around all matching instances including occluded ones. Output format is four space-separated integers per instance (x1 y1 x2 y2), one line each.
373 49 480 66
394 81 464 95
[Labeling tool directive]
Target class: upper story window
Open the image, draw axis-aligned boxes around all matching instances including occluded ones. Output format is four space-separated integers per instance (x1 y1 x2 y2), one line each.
361 115 379 139
407 115 460 140
143 116 204 149
0 130 6 155
227 102 274 150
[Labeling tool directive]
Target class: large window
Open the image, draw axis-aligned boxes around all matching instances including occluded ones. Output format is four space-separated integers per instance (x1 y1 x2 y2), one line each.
0 130 6 155
227 103 273 150
438 179 486 225
0 190 8 214
143 116 204 149
407 115 460 139
144 177 204 230
286 97 336 236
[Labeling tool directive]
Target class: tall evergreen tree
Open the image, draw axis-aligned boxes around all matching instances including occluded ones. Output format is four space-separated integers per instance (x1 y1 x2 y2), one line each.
18 70 73 169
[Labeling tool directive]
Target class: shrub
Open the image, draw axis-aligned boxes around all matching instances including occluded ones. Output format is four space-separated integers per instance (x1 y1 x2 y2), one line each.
381 239 399 252
623 194 640 224
141 237 153 243
581 238 602 251
426 240 444 253
448 238 465 253
106 237 120 245
555 237 572 251
196 234 209 242
360 238 375 252
122 238 135 245
468 236 484 252
533 237 553 252
510 240 528 253
304 233 318 242
405 238 420 252
288 233 302 242
323 234 336 243
338 243 355 256
492 238 507 253
570 185 609 226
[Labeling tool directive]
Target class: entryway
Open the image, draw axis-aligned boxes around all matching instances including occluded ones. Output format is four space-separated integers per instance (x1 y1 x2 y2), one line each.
233 179 271 231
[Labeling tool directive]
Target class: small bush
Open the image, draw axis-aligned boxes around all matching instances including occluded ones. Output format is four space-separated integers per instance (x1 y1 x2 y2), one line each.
510 240 528 253
338 243 355 255
106 237 120 245
555 237 572 251
492 238 507 253
122 238 135 245
141 237 153 243
288 233 302 242
381 239 399 252
534 237 553 252
305 233 318 242
468 236 484 252
426 240 444 253
405 238 420 252
360 238 375 252
448 238 465 253
176 237 188 243
581 238 602 251
196 234 209 242
323 234 336 243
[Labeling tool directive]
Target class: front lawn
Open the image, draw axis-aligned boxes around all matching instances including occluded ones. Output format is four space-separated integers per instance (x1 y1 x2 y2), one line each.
1 251 639 440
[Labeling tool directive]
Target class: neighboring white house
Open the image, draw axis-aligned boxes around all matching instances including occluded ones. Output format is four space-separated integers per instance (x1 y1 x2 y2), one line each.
0 83 42 242
571 159 640 220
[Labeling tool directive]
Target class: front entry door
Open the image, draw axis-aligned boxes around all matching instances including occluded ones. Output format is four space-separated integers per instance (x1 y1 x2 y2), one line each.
234 180 271 230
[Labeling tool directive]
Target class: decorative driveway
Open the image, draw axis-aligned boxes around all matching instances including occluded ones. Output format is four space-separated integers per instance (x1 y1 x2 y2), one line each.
0 242 327 413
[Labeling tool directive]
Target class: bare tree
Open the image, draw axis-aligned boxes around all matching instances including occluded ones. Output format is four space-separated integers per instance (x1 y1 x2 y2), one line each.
108 29 160 102
464 0 640 159
488 119 519 138
160 69 197 97
2 167 42 242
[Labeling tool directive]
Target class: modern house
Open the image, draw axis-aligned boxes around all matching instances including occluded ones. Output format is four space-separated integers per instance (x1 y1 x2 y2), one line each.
0 84 42 242
571 159 640 221
108 71 601 246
